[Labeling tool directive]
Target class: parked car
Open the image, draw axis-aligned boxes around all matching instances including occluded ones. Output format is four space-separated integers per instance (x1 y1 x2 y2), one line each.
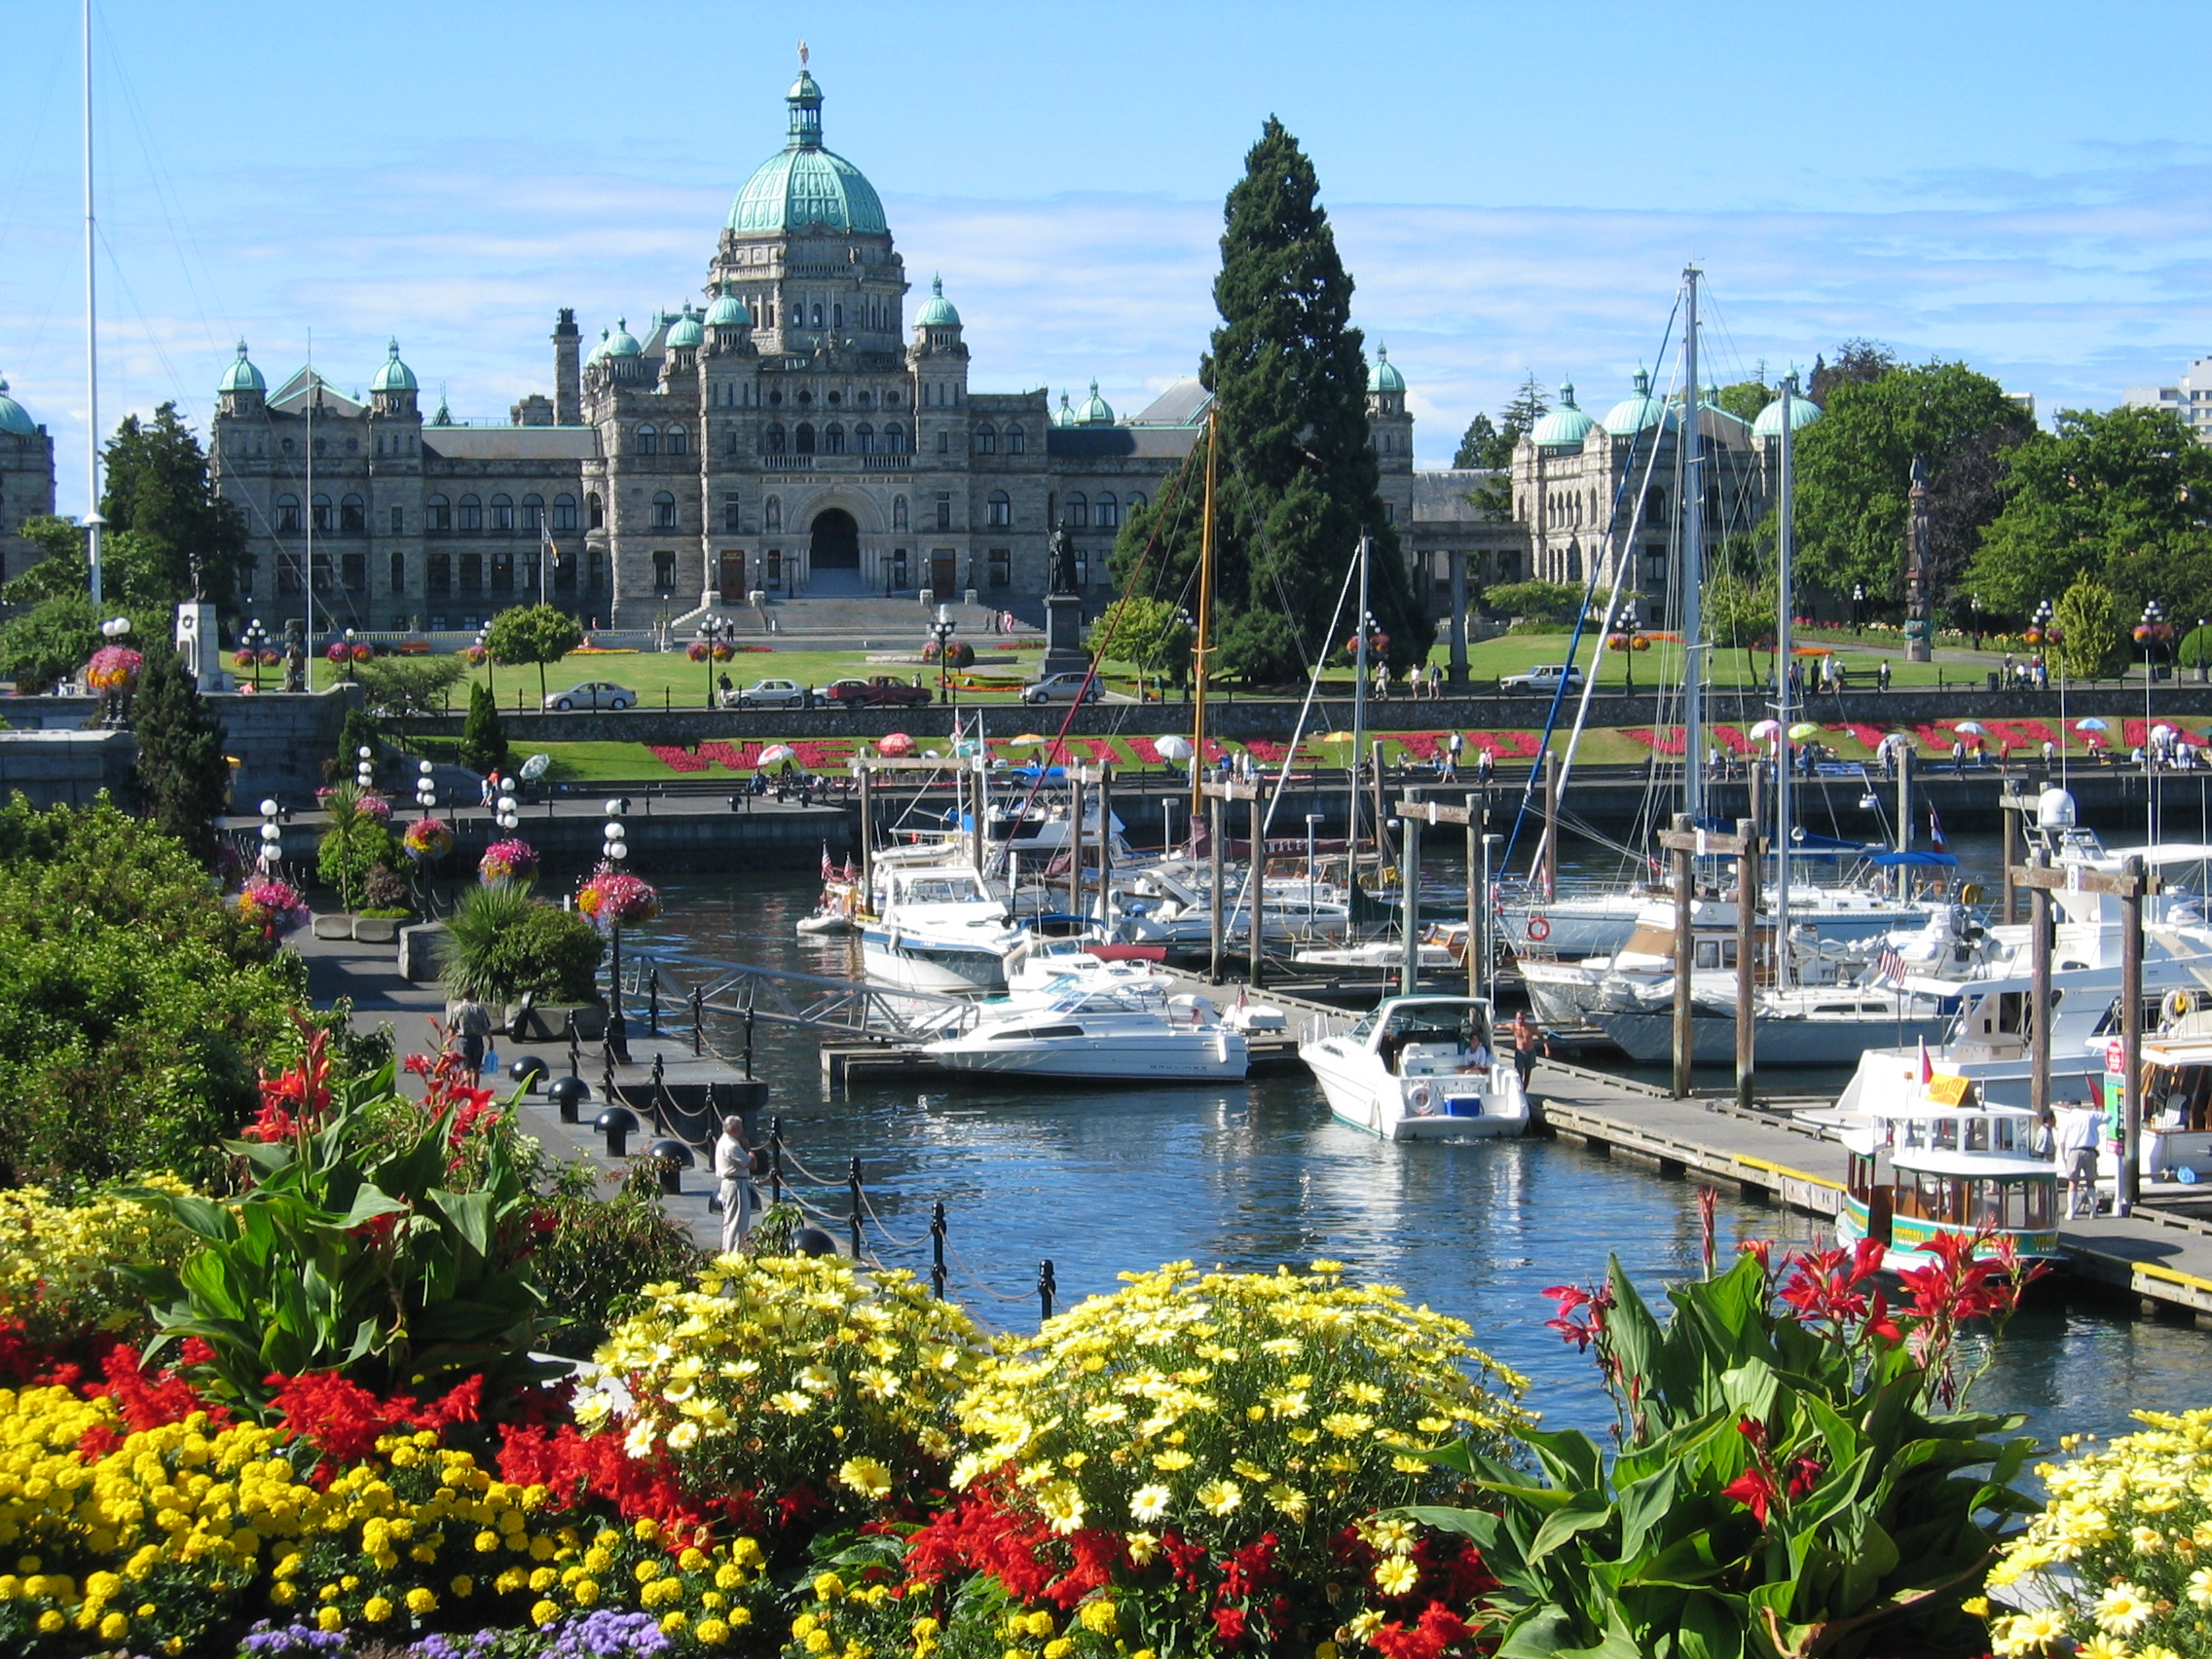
542 681 637 711
1020 672 1102 706
733 678 817 710
1498 663 1585 693
824 676 933 709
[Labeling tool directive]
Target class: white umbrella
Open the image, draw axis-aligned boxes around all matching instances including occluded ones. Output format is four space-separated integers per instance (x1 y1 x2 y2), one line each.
1952 720 1987 737
2076 717 2111 734
1155 735 1195 763
1878 732 1914 756
1749 719 1782 740
757 743 797 764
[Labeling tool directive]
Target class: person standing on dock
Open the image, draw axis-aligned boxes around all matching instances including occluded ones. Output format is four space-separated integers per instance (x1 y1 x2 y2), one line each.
2056 1100 2103 1218
714 1114 757 1254
1510 1011 1548 1091
448 993 493 1087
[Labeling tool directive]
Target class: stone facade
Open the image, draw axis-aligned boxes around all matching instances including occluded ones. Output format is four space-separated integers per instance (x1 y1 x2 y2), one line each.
202 63 1473 638
0 377 57 586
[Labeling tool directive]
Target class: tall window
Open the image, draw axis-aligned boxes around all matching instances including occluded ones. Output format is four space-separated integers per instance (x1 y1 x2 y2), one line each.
388 551 406 592
723 493 742 533
426 553 451 595
460 553 483 593
1096 493 1119 529
764 424 787 455
937 430 949 454
892 495 907 530
1127 491 1146 514
855 422 873 453
342 552 366 591
824 423 845 455
795 423 816 455
976 424 996 455
1006 424 1026 455
987 547 1011 587
884 422 905 452
636 424 659 455
936 493 952 531
588 548 605 593
585 492 603 529
765 497 781 532
810 304 823 327
666 425 687 456
459 495 483 532
986 490 1011 527
492 550 514 592
653 551 676 592
554 549 576 593
339 494 366 533
276 495 301 532
1065 493 1088 529
389 505 404 534
312 495 334 533
652 492 677 530
522 494 544 531
491 495 515 532
426 495 450 532
277 551 302 593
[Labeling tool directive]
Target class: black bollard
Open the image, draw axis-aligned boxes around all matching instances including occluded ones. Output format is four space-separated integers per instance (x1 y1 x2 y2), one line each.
769 1117 784 1205
594 1106 640 1159
691 987 705 1058
645 1138 693 1195
930 1201 947 1299
848 1158 864 1262
744 1008 756 1080
1038 1259 1057 1324
548 1075 588 1124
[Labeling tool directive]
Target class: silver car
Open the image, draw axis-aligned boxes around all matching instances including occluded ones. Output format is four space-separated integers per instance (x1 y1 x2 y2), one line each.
734 678 817 710
542 681 636 711
1021 672 1101 705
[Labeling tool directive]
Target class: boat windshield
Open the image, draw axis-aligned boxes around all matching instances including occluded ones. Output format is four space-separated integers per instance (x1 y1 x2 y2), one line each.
901 875 988 903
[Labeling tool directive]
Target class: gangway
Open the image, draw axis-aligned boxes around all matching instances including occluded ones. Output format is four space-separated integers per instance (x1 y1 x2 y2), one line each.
620 951 977 1045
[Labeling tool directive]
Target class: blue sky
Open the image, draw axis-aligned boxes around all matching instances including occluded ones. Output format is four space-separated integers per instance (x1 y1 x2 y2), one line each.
6 1 2212 513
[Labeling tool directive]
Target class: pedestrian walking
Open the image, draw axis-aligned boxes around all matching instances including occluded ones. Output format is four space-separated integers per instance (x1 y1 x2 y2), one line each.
1510 1011 1548 1091
1877 660 1892 692
1443 731 1462 781
448 992 493 1087
1476 748 1494 787
714 1114 757 1255
2056 1100 2103 1218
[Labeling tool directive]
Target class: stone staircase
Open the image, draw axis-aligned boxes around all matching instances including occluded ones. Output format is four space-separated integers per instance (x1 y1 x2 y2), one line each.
745 590 1038 649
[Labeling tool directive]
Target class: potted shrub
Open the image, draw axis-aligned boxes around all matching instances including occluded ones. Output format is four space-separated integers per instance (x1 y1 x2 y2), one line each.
351 861 414 942
437 879 606 1036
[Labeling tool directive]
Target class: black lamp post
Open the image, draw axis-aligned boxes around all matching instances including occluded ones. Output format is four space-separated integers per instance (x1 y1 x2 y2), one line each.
695 614 734 707
1852 582 1866 634
930 604 957 706
241 619 269 692
1616 600 1642 697
97 615 133 726
474 625 494 701
2140 599 2166 752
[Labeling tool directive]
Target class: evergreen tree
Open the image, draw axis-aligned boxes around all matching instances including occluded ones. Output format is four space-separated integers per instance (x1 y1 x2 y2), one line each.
101 403 250 612
1501 373 1550 440
459 681 510 777
2054 572 2124 681
129 645 231 868
1110 118 1430 681
1454 413 1500 470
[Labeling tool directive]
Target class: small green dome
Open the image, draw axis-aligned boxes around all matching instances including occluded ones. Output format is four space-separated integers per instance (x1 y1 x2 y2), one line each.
1530 381 1595 449
1051 391 1075 428
0 377 35 437
586 328 610 364
1602 367 1674 437
1368 344 1405 393
1753 385 1823 439
915 276 960 329
1076 380 1114 425
726 68 888 238
705 290 748 328
607 318 643 358
666 306 705 350
369 338 417 393
217 339 266 395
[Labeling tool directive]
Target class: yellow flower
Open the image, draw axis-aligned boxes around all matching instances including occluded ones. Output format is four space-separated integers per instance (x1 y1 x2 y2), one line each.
2080 1638 2132 1659
1025 1609 1057 1637
695 1618 731 1645
406 1588 436 1615
1196 1479 1242 1516
362 1596 393 1624
1044 1642 1073 1659
99 1612 129 1641
1154 1450 1194 1471
1129 1484 1172 1522
1991 1608 2068 1655
1079 1600 1120 1637
1374 1557 1419 1596
839 1456 895 1499
451 1576 474 1597
2190 1566 2212 1608
316 1607 344 1634
1125 1530 1160 1565
532 1600 562 1628
2094 1583 2155 1636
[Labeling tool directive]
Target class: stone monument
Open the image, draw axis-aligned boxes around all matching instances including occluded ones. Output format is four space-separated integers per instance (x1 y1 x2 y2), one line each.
173 559 232 694
1041 526 1088 678
1902 456 1934 663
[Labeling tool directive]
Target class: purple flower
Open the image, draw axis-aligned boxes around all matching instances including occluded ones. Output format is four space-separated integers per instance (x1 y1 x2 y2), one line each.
240 1621 350 1656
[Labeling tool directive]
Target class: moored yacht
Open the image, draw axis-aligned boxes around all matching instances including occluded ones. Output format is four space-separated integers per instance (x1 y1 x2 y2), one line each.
1300 995 1530 1140
862 861 1027 995
924 983 1248 1080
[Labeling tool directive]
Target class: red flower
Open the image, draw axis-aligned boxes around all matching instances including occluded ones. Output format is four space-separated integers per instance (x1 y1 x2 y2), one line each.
1722 1466 1779 1527
1373 1602 1473 1659
1212 1606 1249 1645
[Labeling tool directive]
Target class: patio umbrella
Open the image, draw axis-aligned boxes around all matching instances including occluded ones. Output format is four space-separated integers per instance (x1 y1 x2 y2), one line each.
2153 723 2178 741
1878 732 1914 756
1155 735 1195 762
1749 719 1782 739
1953 720 1987 736
876 732 914 756
1008 733 1047 746
2076 717 2111 734
1788 722 1822 741
1319 731 1356 745
757 743 797 765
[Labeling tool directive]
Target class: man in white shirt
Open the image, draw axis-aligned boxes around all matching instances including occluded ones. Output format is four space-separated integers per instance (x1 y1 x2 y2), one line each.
2055 1101 2104 1219
713 1115 756 1255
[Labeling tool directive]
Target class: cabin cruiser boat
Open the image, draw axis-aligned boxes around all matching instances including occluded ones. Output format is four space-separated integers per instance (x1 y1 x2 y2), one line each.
924 982 1248 1081
1300 995 1530 1140
862 861 1028 996
1837 1100 2059 1271
1120 860 1352 948
1593 985 1955 1067
1293 932 1459 974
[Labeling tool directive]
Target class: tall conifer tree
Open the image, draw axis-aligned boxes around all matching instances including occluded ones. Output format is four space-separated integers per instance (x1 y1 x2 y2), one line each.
129 645 232 868
1111 118 1430 681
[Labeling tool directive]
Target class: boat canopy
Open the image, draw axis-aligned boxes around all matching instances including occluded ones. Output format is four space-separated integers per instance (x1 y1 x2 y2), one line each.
1784 832 1885 859
1870 850 1959 867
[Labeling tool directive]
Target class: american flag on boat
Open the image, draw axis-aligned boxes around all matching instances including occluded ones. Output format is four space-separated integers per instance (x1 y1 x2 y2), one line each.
1873 945 1907 984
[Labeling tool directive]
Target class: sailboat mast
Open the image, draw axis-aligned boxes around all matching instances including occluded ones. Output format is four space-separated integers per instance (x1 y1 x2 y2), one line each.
1189 406 1217 821
1680 265 1705 826
1350 532 1371 866
1773 373 1796 989
82 0 102 603
305 334 315 654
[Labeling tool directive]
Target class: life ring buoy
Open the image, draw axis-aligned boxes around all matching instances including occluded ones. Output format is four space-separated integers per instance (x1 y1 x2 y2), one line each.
1409 1084 1435 1115
1526 915 1551 941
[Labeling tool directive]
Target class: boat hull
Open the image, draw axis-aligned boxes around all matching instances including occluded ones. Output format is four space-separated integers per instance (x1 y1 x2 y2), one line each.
1835 1194 2059 1273
1594 1011 1951 1066
1302 1050 1530 1141
862 930 1010 995
926 1032 1247 1081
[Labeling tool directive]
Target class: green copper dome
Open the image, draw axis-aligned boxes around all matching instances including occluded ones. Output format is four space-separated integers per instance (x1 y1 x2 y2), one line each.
705 290 749 328
1530 381 1595 449
726 68 888 238
1368 344 1405 393
369 339 417 393
217 339 266 395
666 306 705 350
1076 380 1114 425
607 318 643 358
0 377 35 437
915 276 960 328
1602 367 1674 437
1051 391 1075 428
1752 385 1823 439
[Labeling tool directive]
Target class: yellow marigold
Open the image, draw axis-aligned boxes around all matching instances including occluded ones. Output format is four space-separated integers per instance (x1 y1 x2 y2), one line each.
532 1600 562 1628
362 1596 393 1624
695 1617 731 1645
316 1607 344 1634
1079 1600 1120 1637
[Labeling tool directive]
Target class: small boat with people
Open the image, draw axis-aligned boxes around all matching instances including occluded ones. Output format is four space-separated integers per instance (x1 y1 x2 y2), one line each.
1299 995 1530 1140
1836 1096 2060 1272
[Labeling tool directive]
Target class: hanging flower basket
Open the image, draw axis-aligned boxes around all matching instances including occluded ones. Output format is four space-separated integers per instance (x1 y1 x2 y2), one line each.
84 645 143 693
464 644 489 665
478 837 538 884
353 791 392 823
711 641 736 662
686 641 710 662
402 817 456 861
1344 632 1390 658
577 866 661 925
238 877 311 939
324 643 350 665
233 648 257 668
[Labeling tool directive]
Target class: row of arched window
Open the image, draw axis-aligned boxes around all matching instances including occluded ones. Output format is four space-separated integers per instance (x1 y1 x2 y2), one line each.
972 425 1027 455
633 425 689 456
1061 491 1137 529
762 422 909 457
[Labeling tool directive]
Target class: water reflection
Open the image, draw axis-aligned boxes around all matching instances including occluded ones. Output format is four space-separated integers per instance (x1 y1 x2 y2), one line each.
618 865 2207 1448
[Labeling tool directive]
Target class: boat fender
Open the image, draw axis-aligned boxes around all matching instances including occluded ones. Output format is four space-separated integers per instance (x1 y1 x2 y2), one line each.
1526 915 1551 941
1409 1083 1435 1115
2168 989 2194 1020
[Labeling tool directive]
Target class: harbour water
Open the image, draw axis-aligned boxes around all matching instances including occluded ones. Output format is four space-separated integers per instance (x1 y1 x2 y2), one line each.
620 841 2210 1452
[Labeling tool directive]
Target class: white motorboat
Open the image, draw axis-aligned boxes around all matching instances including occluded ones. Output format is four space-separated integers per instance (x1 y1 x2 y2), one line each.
862 863 1026 995
1300 995 1530 1140
924 984 1248 1081
1294 933 1458 974
1593 987 1954 1066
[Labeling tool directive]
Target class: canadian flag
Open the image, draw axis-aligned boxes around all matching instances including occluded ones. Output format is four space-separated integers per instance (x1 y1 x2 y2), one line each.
1918 1038 1934 1087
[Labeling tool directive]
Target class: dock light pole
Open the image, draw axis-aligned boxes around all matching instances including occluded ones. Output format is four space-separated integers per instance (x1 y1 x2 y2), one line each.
1480 832 1500 1002
495 778 520 833
257 797 283 870
474 625 495 702
415 758 436 819
604 800 630 1030
931 604 956 705
241 618 269 692
1305 813 1322 941
355 745 375 793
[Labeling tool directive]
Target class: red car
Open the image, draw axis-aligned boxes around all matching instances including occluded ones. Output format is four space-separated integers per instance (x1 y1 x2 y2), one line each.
824 676 934 709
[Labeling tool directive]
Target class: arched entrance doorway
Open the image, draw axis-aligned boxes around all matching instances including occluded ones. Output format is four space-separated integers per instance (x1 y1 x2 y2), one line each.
808 507 863 596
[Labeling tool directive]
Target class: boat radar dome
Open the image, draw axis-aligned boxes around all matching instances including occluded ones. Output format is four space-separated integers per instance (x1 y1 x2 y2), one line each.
2037 787 2079 830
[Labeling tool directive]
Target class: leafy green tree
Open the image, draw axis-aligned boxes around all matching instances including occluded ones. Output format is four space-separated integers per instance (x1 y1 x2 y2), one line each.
334 706 382 788
1968 404 2212 619
2055 572 2123 681
1807 338 1898 405
1790 359 2031 608
1484 579 1583 622
316 782 399 912
1704 567 1777 685
485 603 585 704
1090 594 1191 697
437 881 605 1004
2180 623 2212 682
459 680 510 777
2 515 92 604
129 645 232 867
1110 118 1430 682
1714 379 1770 424
100 402 250 612
353 652 465 718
